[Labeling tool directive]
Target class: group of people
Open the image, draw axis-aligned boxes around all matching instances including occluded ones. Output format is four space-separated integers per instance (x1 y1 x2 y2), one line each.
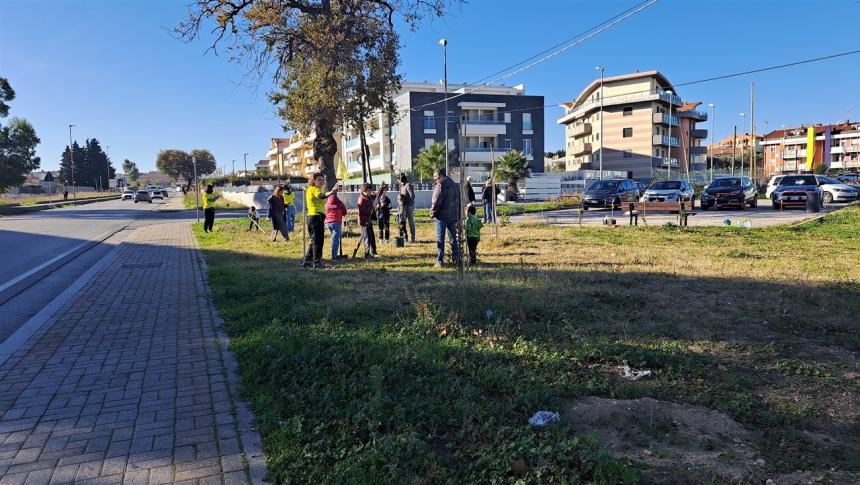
243 169 491 269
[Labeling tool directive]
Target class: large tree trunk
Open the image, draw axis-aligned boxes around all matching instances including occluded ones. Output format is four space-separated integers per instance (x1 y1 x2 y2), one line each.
313 118 338 189
357 118 368 184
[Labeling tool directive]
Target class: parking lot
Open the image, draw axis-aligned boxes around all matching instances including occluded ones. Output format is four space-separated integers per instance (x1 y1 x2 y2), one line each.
510 199 855 227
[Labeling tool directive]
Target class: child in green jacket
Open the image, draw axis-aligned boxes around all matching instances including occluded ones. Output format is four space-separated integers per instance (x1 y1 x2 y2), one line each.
465 205 483 264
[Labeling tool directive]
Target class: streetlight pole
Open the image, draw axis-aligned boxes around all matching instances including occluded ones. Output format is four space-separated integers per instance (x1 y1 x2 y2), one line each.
106 145 111 193
232 159 236 177
666 90 674 179
708 103 715 183
780 124 786 174
595 66 605 180
193 155 199 222
439 39 449 175
68 124 77 200
244 152 249 178
739 113 746 176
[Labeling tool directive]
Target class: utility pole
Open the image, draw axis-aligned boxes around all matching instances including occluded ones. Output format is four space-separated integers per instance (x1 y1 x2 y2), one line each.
457 117 466 275
232 160 236 178
749 82 756 181
193 155 199 222
667 90 674 179
68 124 77 200
106 145 111 193
739 113 746 176
244 152 249 178
708 103 715 183
780 124 786 174
595 66 605 180
440 39 449 174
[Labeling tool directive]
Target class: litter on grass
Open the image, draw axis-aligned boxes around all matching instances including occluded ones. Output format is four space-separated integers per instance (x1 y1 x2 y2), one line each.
485 309 494 320
528 411 561 426
620 365 653 381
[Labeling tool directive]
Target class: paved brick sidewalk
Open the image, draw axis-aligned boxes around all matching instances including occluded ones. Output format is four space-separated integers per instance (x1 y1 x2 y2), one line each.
0 223 266 484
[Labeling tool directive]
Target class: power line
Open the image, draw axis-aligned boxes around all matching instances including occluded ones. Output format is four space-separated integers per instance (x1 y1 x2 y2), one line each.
408 0 658 113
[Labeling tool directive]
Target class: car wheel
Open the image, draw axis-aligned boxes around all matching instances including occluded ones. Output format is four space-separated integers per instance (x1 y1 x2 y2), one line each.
822 191 833 204
750 197 758 208
148 201 152 203
134 201 138 204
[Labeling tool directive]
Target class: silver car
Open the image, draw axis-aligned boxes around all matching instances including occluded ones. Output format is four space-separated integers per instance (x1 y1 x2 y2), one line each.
815 175 860 203
641 180 694 203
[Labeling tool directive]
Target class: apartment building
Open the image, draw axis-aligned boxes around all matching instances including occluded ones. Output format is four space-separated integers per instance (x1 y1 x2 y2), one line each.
267 133 342 178
760 121 860 175
557 71 707 180
708 133 763 158
340 81 544 183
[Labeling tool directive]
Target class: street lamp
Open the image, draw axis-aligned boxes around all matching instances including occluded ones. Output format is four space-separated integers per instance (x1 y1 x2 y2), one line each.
780 124 786 174
739 113 746 176
595 66 605 180
244 152 249 178
106 145 111 193
68 124 77 200
439 38 449 175
232 159 236 176
707 103 715 182
666 90 674 179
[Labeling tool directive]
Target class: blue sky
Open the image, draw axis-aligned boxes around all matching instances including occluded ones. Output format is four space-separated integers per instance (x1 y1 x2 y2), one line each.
2 0 859 173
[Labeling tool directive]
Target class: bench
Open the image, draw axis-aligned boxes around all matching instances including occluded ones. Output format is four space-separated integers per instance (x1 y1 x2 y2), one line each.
626 201 697 227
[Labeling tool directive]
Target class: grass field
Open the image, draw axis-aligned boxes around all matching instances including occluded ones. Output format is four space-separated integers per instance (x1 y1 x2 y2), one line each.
0 191 114 208
194 205 860 483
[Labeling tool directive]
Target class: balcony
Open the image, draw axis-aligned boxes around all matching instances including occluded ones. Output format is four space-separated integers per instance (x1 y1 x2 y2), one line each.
652 135 680 147
652 112 679 125
691 129 708 138
462 147 510 163
558 90 682 124
463 116 506 136
572 123 591 137
652 156 679 167
571 143 592 156
845 143 860 153
679 110 707 121
690 146 708 155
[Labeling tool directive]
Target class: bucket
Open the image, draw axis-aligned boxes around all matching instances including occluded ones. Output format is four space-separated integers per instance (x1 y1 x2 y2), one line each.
395 237 405 247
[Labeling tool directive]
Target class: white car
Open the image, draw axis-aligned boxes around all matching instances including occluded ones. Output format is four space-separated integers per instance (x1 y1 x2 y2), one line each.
815 175 860 203
640 180 694 203
765 175 784 199
120 189 135 201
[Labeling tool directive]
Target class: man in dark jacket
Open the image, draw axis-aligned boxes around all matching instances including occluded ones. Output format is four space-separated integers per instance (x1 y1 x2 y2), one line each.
430 168 461 267
397 173 416 242
465 176 476 206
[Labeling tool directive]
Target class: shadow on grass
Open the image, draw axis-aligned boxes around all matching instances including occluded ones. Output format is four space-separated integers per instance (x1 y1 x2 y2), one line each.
195 224 860 482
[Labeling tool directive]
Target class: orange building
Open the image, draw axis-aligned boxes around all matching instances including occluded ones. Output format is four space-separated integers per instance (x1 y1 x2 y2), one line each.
759 121 860 176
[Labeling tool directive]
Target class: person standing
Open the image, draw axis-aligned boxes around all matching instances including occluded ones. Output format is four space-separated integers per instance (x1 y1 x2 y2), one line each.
377 184 392 244
267 186 289 242
465 205 483 264
465 176 476 207
203 184 216 233
324 192 347 261
482 179 497 223
397 173 416 242
357 183 379 259
247 206 260 231
283 185 297 233
303 173 338 269
430 168 461 267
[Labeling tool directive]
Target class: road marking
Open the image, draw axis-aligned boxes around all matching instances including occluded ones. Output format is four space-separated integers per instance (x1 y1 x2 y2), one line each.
0 238 127 367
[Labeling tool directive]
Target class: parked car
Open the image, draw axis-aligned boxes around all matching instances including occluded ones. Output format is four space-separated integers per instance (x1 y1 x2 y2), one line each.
770 174 820 209
641 180 694 203
134 190 152 203
635 181 648 194
150 189 164 200
700 176 758 210
765 175 784 198
581 179 640 209
815 175 859 203
120 189 135 201
836 172 860 184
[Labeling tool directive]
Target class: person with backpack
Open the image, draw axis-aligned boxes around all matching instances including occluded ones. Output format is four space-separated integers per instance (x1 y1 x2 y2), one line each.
377 183 392 244
397 173 416 242
357 183 379 259
465 204 483 264
325 192 347 261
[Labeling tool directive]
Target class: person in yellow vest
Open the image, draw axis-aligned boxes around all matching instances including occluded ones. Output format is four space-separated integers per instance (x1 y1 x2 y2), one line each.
303 173 339 269
203 184 216 233
283 185 297 232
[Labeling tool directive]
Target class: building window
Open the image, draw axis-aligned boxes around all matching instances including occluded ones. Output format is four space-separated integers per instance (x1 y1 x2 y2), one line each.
596 133 600 141
504 112 511 123
523 113 533 131
504 138 512 149
623 106 633 116
425 138 435 149
523 139 533 156
423 110 435 130
623 127 633 138
623 149 632 159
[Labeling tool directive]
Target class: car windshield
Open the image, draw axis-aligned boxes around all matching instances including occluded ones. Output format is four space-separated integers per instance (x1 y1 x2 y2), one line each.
588 181 619 190
710 178 741 188
650 181 682 190
780 176 817 186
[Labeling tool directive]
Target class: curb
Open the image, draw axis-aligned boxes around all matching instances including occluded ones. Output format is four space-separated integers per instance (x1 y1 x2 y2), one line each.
0 195 118 215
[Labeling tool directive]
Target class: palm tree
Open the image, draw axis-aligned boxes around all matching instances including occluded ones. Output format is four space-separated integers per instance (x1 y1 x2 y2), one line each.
413 142 450 181
495 149 529 201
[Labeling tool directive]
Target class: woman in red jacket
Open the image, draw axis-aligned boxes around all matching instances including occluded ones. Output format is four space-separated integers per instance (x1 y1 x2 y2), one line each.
324 193 347 261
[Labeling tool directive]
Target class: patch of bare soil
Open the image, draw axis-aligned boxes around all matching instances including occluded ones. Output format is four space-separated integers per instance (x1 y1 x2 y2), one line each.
565 396 763 483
